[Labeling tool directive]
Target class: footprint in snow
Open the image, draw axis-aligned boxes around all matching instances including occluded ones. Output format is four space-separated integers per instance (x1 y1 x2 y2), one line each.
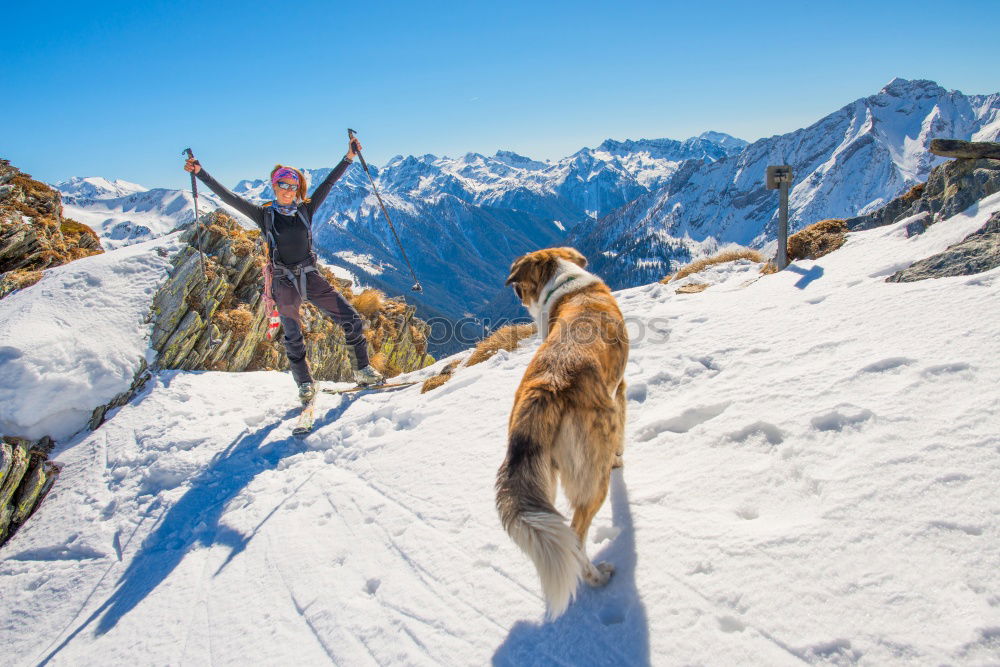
718 616 746 633
727 421 784 447
858 357 916 374
921 362 973 378
636 402 730 441
928 520 983 536
810 405 874 432
626 383 648 403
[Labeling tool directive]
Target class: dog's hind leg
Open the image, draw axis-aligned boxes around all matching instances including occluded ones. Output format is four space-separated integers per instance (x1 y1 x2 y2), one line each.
570 476 614 587
558 409 617 587
612 380 626 469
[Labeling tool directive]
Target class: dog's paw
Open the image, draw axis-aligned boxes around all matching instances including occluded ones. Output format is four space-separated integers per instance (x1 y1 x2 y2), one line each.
585 561 615 587
612 453 624 469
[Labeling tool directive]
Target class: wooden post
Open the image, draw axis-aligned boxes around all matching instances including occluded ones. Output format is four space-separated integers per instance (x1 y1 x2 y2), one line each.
766 165 794 269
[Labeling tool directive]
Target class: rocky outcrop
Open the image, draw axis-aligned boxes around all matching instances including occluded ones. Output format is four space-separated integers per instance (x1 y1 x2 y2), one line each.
888 211 1000 282
930 139 1000 161
0 436 59 548
841 140 1000 282
149 210 432 383
0 159 102 298
846 155 1000 232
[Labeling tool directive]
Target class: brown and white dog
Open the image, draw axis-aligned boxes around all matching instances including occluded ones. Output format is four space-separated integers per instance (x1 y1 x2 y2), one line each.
496 247 628 619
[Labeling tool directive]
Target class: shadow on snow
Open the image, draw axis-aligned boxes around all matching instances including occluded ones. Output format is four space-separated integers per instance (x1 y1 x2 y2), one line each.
39 394 361 665
786 263 824 289
492 468 651 667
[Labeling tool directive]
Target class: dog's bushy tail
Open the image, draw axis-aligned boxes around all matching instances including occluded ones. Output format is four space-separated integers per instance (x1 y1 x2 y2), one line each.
496 388 580 619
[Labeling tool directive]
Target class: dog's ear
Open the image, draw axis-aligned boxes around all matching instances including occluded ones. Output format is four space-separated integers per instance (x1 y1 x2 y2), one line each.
506 256 530 286
560 247 587 269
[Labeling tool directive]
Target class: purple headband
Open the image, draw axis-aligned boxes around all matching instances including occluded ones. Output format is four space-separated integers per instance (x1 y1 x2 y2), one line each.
271 167 300 186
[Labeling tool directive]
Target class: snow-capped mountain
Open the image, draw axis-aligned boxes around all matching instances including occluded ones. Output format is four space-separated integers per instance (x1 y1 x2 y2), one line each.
219 133 745 327
56 176 148 202
57 185 241 250
374 130 747 223
571 78 1000 288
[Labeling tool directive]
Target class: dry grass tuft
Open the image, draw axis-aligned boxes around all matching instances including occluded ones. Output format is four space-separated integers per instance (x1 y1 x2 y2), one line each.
420 374 451 393
420 358 465 394
214 306 254 339
352 289 385 319
409 324 427 355
675 283 710 294
759 261 779 275
658 274 673 284
665 248 764 283
369 351 402 379
787 219 848 261
9 270 43 290
901 182 926 203
467 324 537 367
0 269 45 299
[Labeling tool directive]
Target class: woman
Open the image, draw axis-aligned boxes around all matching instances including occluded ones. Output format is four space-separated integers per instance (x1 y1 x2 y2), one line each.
184 138 383 402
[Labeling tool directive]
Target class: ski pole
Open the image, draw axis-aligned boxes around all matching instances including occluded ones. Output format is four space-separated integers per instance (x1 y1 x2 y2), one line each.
347 129 423 293
182 147 207 282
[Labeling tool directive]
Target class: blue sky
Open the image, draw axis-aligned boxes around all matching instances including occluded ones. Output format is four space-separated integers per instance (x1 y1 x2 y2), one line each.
2 0 997 190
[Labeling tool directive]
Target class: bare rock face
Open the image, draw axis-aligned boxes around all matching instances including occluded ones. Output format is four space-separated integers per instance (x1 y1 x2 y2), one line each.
887 211 1000 282
930 139 1000 160
149 210 433 383
0 159 103 299
0 436 59 548
846 156 1000 232
839 141 1000 282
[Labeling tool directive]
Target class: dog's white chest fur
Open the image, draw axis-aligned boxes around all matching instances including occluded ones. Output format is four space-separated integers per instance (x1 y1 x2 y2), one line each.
528 259 601 337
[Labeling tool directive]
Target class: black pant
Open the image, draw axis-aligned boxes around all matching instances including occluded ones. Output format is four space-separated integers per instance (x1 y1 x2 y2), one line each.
273 270 370 384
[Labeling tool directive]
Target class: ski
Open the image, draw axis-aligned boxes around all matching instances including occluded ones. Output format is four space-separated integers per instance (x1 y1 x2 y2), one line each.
320 381 419 396
292 395 317 437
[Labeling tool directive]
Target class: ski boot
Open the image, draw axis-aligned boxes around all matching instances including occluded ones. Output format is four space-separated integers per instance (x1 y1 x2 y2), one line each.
298 381 316 404
354 364 385 387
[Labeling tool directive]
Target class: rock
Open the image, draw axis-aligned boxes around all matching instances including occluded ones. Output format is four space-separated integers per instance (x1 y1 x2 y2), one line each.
0 438 61 547
0 160 103 295
930 139 1000 160
0 441 30 510
903 212 932 238
847 158 1000 232
887 211 1000 282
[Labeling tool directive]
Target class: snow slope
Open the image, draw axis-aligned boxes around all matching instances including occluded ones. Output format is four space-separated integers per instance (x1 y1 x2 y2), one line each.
0 233 184 441
3 192 999 665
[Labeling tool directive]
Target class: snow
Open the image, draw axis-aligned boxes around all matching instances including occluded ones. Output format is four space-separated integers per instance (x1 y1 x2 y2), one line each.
333 251 387 276
0 233 183 441
56 177 148 201
2 198 1000 664
61 190 245 250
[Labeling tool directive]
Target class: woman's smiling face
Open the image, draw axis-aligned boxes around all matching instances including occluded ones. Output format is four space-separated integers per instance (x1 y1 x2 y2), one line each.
274 177 298 206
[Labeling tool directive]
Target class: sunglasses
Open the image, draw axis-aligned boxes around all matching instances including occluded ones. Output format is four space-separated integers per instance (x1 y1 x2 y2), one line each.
275 181 298 191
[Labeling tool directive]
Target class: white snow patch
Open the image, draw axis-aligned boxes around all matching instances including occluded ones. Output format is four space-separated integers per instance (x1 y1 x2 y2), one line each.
0 234 183 440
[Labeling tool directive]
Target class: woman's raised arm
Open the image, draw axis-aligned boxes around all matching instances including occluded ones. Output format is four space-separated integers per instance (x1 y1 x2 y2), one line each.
184 157 265 229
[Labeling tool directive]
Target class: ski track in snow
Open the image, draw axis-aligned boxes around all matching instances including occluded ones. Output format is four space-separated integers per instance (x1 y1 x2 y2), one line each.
2 198 1000 664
